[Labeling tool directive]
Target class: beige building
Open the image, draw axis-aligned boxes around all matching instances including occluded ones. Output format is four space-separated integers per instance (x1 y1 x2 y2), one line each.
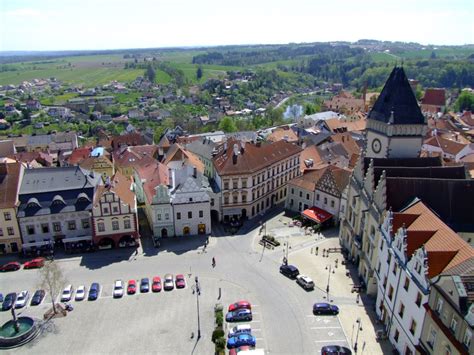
419 271 473 355
213 139 302 222
0 160 24 254
79 155 115 181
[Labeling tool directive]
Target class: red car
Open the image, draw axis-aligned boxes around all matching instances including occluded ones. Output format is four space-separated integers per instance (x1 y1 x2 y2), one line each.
152 276 162 292
127 280 137 294
0 262 21 272
228 300 252 312
175 274 186 288
229 345 251 355
24 257 45 269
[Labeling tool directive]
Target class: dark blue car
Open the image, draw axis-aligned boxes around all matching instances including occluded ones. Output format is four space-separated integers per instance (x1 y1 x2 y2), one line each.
321 345 352 354
313 302 339 315
227 333 256 349
2 293 16 311
225 309 252 322
88 283 100 301
140 278 149 293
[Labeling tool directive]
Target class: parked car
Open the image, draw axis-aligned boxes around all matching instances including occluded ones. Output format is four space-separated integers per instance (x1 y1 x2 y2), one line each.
15 291 29 308
88 283 100 300
226 309 252 322
152 276 162 292
164 274 174 291
127 280 137 294
75 285 86 301
175 274 186 288
113 280 124 298
296 275 315 290
229 346 252 355
61 285 73 302
228 324 252 338
279 264 299 279
2 293 16 311
31 290 45 306
23 257 45 269
228 300 252 312
0 261 21 272
227 333 256 349
0 293 3 303
321 345 352 354
140 278 149 293
313 302 339 315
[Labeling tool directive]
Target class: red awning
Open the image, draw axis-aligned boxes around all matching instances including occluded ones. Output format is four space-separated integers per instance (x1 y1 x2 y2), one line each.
301 206 333 224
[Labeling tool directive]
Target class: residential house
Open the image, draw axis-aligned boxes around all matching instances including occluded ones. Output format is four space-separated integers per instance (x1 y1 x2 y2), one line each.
375 200 473 355
267 126 299 144
213 139 302 222
0 161 24 254
79 154 115 181
26 99 41 111
422 136 474 162
113 145 158 177
185 138 218 178
421 88 446 114
17 166 102 252
0 140 16 157
323 92 365 114
419 267 473 355
110 133 148 150
92 172 139 249
162 144 205 174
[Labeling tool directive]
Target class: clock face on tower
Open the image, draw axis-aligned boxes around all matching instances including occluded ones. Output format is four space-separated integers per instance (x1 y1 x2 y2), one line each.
371 138 382 154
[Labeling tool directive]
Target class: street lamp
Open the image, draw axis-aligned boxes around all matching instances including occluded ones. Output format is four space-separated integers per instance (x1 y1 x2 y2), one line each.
325 264 332 298
193 276 201 339
354 318 362 353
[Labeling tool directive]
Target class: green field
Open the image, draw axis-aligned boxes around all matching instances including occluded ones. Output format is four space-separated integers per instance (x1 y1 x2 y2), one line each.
168 62 242 83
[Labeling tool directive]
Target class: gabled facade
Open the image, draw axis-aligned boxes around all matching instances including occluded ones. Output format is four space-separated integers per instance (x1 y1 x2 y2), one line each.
92 172 139 248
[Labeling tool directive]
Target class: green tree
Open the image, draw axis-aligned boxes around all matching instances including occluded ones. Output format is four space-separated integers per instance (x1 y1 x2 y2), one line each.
218 116 237 133
145 64 156 83
455 91 474 112
266 106 284 126
38 260 67 314
196 66 203 80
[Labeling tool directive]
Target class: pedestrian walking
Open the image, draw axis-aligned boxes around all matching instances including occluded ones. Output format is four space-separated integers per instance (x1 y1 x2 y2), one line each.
315 246 319 255
212 257 216 267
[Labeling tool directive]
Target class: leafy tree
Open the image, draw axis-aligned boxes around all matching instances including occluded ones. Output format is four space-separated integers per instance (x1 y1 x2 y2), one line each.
266 106 284 126
455 91 474 112
38 260 67 314
196 66 203 80
145 64 156 83
218 116 237 133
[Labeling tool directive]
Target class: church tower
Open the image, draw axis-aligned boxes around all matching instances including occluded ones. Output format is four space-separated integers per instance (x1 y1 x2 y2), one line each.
365 67 427 159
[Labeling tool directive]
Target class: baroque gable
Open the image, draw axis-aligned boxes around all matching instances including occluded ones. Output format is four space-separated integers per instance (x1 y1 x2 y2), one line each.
406 246 430 290
315 170 340 197
373 170 387 212
363 159 375 197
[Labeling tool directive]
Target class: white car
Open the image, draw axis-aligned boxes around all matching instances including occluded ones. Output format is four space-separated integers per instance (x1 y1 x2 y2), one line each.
75 285 85 301
113 280 124 298
228 324 252 338
61 284 73 302
15 290 29 308
296 275 315 290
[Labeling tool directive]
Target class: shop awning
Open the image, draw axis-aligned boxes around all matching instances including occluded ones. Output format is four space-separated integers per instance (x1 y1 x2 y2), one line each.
63 235 92 243
301 206 333 224
22 240 53 248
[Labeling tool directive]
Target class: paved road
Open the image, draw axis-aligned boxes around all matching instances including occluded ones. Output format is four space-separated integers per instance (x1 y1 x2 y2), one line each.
0 212 352 354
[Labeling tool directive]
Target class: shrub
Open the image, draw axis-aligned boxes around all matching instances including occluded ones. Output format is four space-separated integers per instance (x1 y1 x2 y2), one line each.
212 328 225 343
215 337 226 351
214 303 223 312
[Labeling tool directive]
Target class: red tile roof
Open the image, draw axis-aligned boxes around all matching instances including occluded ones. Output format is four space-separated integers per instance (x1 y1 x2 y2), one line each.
134 158 169 204
421 88 446 107
66 147 91 165
0 161 23 209
424 136 468 156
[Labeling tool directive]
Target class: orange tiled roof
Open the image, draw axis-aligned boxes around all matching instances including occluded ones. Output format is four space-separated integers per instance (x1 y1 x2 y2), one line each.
421 88 446 107
267 126 299 143
424 136 468 156
392 200 474 278
134 159 169 204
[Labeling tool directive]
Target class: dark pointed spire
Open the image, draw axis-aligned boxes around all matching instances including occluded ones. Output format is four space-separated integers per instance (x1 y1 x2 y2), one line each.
368 67 425 125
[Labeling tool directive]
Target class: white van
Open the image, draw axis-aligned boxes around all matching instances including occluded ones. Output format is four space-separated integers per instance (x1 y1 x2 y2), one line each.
228 324 252 338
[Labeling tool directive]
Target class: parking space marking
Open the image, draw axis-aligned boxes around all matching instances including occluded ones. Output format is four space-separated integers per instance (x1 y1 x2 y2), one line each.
314 339 347 343
310 326 341 329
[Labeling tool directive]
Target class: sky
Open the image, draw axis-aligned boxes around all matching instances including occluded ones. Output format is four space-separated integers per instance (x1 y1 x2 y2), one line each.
0 0 473 51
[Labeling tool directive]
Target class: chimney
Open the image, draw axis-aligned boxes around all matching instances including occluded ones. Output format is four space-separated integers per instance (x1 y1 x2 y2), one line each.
240 140 246 154
193 167 197 178
233 143 239 156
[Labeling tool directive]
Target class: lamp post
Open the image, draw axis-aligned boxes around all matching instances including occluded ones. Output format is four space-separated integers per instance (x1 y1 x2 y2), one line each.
325 264 332 298
354 318 362 353
193 276 201 339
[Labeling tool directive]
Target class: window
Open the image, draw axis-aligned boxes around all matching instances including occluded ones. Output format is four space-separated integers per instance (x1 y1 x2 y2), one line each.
380 239 384 251
3 212 11 221
392 262 398 275
113 206 119 213
291 188 294 194
224 196 229 204
124 219 131 229
383 276 387 289
157 214 162 221
68 221 76 230
199 210 203 218
233 195 238 203
306 193 310 200
387 252 392 265
388 285 394 300
436 298 443 314
463 329 472 348
324 197 328 204
409 319 417 335
242 194 247 203
177 212 181 220
403 277 410 291
331 200 335 208
112 221 119 231
398 303 405 318
188 211 192 219
377 262 381 274
82 219 90 229
0 228 3 236
316 194 320 201
165 213 169 220
224 181 229 190
427 327 437 349
53 222 61 232
450 317 457 333
7 227 14 236
97 222 105 232
415 292 422 307
299 191 302 197
41 223 49 233
233 181 238 189
242 180 247 188
394 329 400 342
103 207 109 214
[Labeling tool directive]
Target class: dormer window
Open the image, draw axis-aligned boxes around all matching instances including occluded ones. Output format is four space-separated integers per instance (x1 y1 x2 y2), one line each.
26 197 41 209
77 192 91 203
51 195 65 206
